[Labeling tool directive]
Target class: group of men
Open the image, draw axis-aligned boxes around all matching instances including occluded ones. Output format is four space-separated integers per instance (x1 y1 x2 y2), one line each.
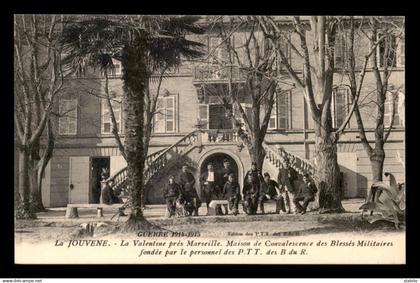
164 159 318 218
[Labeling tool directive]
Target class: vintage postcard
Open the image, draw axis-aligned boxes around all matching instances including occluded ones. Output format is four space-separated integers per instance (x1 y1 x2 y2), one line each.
14 15 405 264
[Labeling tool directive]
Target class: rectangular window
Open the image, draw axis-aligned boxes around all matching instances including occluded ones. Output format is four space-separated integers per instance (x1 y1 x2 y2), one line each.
101 98 122 134
397 37 405 67
332 87 349 128
378 33 397 68
335 33 348 69
111 59 122 77
278 91 290 129
58 99 78 135
209 104 232 130
209 36 228 64
384 92 401 127
198 104 209 130
267 91 290 130
153 95 177 133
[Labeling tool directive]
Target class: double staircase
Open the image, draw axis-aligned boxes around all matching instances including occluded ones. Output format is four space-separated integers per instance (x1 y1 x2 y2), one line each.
105 131 315 199
105 130 202 196
263 143 315 177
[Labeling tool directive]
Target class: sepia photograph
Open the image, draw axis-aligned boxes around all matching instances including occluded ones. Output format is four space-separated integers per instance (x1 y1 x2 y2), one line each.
13 15 406 264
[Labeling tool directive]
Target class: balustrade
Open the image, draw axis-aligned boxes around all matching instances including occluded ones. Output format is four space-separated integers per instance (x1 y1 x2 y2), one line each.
202 129 239 143
263 143 315 177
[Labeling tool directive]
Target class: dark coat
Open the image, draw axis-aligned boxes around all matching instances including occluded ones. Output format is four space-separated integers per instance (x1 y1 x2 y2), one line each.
223 181 241 199
244 169 262 186
182 182 200 201
179 171 195 187
297 181 318 199
164 183 182 199
242 181 259 197
221 167 235 187
261 179 279 197
277 167 298 193
101 184 114 205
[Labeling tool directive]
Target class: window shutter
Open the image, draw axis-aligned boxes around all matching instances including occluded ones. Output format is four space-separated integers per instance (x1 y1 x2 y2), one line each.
102 98 121 134
278 92 289 129
199 104 209 129
59 99 78 135
154 97 165 133
165 96 175 133
233 103 252 130
397 38 405 67
384 91 401 127
268 94 277 130
335 34 344 69
332 88 348 128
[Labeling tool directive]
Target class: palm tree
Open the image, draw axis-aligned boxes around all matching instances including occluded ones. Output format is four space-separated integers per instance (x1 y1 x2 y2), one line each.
61 15 204 229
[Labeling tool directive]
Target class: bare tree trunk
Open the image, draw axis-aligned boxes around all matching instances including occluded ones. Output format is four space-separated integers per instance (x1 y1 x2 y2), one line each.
370 148 385 183
247 139 266 172
17 148 36 219
36 120 54 212
28 159 44 212
314 134 345 213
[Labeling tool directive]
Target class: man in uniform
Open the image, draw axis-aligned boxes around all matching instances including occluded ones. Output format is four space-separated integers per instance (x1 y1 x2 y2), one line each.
242 174 259 215
200 163 222 215
277 159 298 213
163 175 182 218
259 172 282 214
244 162 262 186
179 164 195 189
219 159 234 214
222 173 241 215
179 165 200 216
293 173 318 214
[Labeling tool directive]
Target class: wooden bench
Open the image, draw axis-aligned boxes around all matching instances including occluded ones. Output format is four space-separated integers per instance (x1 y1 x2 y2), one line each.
208 198 283 215
208 200 230 216
65 203 124 219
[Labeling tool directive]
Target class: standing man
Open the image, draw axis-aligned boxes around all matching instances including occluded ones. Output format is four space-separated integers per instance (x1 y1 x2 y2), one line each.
259 173 282 214
200 163 221 215
163 175 182 218
222 173 241 215
219 159 234 214
242 174 259 215
244 162 263 186
179 164 200 216
294 173 318 214
221 159 234 185
179 164 196 191
277 159 298 213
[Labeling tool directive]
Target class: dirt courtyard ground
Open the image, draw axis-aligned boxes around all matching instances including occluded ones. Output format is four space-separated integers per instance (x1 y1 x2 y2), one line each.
15 199 404 244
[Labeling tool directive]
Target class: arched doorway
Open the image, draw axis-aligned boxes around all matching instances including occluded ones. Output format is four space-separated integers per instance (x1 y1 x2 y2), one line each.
199 152 239 186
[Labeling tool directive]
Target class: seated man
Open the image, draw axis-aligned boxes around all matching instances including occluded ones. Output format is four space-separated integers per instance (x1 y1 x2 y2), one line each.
178 164 201 216
222 173 241 216
101 180 126 216
200 163 219 215
293 173 317 214
242 174 259 215
164 175 182 218
181 182 202 216
258 172 282 214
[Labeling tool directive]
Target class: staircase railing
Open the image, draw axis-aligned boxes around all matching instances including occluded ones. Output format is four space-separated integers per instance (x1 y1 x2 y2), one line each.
104 129 202 196
143 129 202 182
263 142 315 176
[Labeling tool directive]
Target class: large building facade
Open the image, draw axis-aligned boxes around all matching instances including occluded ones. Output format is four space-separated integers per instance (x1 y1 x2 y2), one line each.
14 17 405 207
